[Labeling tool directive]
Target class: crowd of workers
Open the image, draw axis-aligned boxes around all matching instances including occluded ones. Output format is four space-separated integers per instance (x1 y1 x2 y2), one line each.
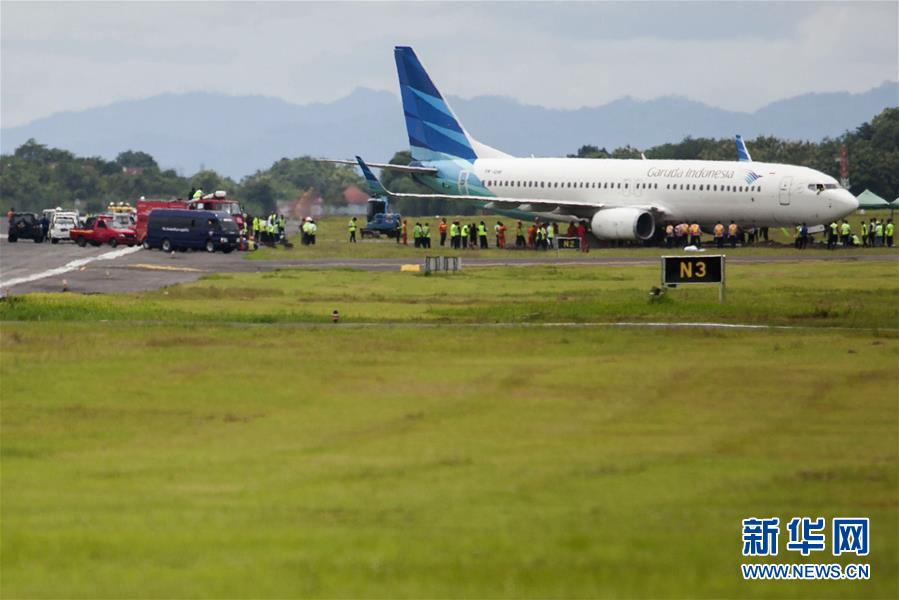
242 213 898 253
819 218 894 249
340 215 899 251
248 213 287 245
663 221 756 249
381 217 591 252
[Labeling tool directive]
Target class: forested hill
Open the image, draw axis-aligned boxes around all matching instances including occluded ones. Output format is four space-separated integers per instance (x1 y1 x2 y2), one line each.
1 108 896 217
1 82 896 179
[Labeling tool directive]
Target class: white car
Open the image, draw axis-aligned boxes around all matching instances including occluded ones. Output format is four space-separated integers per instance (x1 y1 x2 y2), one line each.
48 212 79 244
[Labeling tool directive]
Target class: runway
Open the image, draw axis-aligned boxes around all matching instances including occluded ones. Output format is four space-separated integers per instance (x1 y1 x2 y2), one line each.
2 236 896 295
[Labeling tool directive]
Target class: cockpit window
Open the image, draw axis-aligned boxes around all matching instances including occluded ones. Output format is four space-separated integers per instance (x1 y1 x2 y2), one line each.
809 183 839 191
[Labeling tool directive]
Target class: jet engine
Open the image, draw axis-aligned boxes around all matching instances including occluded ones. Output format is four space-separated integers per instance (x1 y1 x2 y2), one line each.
590 208 656 240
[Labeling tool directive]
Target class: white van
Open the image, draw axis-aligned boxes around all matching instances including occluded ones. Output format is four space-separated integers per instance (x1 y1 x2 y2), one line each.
49 211 79 243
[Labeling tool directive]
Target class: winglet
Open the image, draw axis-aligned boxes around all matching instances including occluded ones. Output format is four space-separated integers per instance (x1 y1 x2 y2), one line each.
355 156 388 196
736 135 752 162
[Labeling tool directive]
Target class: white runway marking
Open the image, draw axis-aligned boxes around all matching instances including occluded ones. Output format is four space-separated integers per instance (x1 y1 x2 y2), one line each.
0 246 141 289
5 319 891 334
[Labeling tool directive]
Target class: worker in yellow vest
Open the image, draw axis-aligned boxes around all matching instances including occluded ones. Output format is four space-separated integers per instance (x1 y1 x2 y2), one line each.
827 221 838 249
348 217 357 243
450 221 460 249
515 221 526 248
840 220 851 246
861 221 868 247
886 219 894 247
413 222 422 248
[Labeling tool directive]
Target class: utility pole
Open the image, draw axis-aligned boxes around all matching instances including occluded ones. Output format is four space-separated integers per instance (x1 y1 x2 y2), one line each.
838 145 850 189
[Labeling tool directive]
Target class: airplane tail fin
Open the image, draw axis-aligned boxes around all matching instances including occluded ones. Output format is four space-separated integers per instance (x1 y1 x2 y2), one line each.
736 135 752 162
355 156 387 196
394 46 509 162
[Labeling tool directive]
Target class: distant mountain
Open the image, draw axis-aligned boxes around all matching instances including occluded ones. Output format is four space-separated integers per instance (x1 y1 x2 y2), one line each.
3 82 896 179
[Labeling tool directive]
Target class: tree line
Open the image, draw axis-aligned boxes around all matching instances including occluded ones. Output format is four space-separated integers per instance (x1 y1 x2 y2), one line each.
2 108 895 216
568 107 898 202
0 145 363 216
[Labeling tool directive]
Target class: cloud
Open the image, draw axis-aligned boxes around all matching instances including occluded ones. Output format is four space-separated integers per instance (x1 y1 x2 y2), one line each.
2 1 896 127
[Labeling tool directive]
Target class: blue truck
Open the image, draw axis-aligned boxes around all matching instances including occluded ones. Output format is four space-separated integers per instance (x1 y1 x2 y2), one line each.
361 197 402 239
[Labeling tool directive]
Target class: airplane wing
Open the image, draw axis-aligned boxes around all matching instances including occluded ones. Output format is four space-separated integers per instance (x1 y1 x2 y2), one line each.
353 156 671 220
318 158 438 175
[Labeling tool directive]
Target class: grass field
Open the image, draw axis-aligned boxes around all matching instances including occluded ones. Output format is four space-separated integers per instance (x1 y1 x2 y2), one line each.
2 323 897 598
2 261 897 329
2 259 898 598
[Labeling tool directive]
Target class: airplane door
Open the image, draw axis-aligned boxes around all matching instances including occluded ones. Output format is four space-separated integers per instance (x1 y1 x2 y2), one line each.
778 176 792 205
458 171 471 195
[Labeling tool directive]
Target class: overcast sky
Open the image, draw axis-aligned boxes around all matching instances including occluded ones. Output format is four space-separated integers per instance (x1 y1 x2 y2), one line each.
2 1 897 128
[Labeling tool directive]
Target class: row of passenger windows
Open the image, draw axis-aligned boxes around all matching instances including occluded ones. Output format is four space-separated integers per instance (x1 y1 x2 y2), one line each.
483 180 761 193
484 180 637 190
666 183 761 193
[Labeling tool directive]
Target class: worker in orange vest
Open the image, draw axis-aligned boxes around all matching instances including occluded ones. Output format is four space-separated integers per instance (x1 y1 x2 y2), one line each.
401 219 408 245
713 222 725 248
438 218 447 246
497 221 507 248
676 222 688 247
690 222 701 248
728 221 738 248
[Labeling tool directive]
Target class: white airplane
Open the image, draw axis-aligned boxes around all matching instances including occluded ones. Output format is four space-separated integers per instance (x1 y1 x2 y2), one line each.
338 47 858 241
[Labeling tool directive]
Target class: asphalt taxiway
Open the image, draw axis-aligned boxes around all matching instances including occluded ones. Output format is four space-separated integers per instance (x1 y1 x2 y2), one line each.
2 236 896 296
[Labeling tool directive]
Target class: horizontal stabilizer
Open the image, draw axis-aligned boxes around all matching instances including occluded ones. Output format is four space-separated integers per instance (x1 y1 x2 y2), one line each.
316 158 438 175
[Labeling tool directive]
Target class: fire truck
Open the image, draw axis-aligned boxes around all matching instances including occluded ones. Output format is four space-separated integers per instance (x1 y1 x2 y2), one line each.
135 192 245 244
104 202 137 230
187 192 245 231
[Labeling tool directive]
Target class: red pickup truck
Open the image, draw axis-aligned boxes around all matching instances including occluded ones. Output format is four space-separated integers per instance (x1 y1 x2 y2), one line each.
70 215 138 247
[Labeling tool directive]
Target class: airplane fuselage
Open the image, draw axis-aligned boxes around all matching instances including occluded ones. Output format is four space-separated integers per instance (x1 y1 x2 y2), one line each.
414 157 858 228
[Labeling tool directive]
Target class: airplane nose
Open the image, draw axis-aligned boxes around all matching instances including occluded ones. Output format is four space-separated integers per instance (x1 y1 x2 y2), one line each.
840 190 859 214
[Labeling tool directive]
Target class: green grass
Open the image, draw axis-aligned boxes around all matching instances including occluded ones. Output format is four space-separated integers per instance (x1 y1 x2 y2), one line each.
2 262 897 329
2 323 897 598
2 256 897 597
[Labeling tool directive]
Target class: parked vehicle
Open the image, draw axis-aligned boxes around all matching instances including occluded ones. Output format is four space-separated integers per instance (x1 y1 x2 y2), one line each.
135 199 188 243
7 213 44 243
187 191 245 231
69 215 138 247
361 197 402 239
48 211 79 244
145 209 239 253
134 192 245 245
